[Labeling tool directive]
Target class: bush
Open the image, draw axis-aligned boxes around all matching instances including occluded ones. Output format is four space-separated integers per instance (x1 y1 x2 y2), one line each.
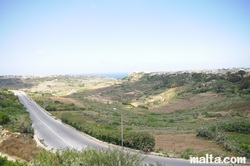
45 105 57 111
0 112 10 125
214 132 227 145
196 121 250 137
0 156 26 166
222 140 239 152
20 124 34 134
228 74 241 83
44 102 82 112
197 121 250 158
196 127 215 139
124 132 155 151
29 148 142 166
61 113 155 151
218 121 250 134
239 144 250 158
202 112 222 118
180 148 194 159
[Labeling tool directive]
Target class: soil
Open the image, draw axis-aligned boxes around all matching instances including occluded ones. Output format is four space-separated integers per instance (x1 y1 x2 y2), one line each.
154 133 225 153
50 97 85 108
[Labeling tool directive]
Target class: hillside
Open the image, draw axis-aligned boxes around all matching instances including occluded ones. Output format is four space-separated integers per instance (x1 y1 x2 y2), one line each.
1 68 250 160
69 68 250 111
20 68 249 159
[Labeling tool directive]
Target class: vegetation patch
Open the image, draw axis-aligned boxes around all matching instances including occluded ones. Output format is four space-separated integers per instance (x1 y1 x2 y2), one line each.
33 97 84 112
0 156 25 166
29 148 142 166
61 113 155 151
0 89 41 162
0 89 34 134
196 121 250 158
0 135 41 161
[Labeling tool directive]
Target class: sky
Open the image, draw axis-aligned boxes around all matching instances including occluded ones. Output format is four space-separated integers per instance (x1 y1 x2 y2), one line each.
0 0 250 75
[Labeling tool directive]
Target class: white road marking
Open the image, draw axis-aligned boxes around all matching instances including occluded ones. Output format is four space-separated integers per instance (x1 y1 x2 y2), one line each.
20 93 73 148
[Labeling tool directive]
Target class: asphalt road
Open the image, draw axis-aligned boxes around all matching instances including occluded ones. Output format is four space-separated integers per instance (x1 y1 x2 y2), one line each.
14 90 228 166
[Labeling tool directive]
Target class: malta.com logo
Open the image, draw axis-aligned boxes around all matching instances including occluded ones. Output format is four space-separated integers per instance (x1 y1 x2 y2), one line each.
190 154 247 164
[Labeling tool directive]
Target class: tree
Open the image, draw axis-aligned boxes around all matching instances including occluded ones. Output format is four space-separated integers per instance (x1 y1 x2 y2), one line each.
240 79 250 90
228 74 241 83
238 70 246 78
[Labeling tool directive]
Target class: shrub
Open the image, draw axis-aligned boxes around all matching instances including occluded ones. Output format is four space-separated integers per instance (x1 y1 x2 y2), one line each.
0 112 10 125
228 74 241 83
61 113 155 151
29 148 142 166
197 121 250 158
0 156 26 166
214 132 227 145
218 121 250 134
203 112 222 118
196 127 215 139
124 132 155 151
20 124 34 134
180 148 194 159
45 105 57 111
222 140 239 152
239 144 250 158
137 105 149 110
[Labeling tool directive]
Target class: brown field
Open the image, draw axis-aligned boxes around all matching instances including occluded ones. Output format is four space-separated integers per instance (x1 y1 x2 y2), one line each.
50 96 85 108
0 134 41 161
154 133 226 154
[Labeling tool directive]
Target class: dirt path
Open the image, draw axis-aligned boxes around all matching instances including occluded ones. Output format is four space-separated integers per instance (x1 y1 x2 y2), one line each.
50 97 85 108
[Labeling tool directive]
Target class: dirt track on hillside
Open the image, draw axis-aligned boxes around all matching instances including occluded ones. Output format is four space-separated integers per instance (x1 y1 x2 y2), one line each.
153 92 219 112
50 97 85 108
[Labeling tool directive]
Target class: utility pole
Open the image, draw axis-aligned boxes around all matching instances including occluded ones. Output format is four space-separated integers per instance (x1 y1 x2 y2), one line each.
121 110 123 148
113 107 124 148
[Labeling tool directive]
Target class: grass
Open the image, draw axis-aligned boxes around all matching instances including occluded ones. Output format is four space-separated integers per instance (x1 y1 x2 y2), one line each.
179 148 223 159
0 135 41 161
130 88 177 108
0 156 26 166
227 133 250 146
29 148 143 166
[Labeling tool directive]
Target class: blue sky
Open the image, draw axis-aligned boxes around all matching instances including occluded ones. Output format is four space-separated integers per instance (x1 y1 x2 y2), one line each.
0 0 250 75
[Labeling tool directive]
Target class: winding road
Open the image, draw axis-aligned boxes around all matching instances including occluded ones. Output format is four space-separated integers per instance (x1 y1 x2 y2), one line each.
14 90 227 166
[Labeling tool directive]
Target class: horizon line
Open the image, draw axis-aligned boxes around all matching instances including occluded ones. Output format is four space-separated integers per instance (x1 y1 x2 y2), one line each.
0 67 249 77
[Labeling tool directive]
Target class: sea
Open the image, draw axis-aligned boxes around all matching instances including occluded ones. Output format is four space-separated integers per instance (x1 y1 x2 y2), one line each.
94 73 128 79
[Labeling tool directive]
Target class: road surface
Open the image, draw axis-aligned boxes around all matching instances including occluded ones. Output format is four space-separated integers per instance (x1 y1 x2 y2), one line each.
14 90 228 166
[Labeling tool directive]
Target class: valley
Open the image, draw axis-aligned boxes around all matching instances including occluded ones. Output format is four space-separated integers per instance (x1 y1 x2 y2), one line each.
0 68 250 164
